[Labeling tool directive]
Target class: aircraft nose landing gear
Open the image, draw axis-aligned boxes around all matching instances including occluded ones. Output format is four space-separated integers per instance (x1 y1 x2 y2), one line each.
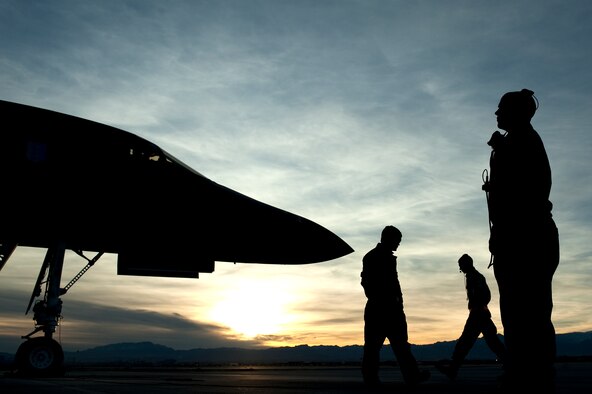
14 245 66 376
14 244 103 377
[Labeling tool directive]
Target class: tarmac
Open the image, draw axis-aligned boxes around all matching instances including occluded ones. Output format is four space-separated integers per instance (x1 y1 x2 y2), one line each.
1 362 591 394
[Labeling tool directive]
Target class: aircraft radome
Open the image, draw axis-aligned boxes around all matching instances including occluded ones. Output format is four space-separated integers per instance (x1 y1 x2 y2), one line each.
0 99 353 376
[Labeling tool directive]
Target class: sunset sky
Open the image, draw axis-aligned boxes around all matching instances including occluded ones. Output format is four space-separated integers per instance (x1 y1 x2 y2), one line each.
1 1 591 354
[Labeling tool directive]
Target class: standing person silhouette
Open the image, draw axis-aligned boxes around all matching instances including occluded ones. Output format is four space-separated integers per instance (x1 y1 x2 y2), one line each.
483 89 560 392
436 254 505 380
360 225 430 387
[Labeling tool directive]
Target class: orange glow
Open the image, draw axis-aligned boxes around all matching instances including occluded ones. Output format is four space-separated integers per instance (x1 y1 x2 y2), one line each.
209 281 296 339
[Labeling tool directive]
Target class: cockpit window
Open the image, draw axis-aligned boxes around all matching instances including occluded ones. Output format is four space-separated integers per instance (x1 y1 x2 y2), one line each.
128 145 166 163
127 140 205 178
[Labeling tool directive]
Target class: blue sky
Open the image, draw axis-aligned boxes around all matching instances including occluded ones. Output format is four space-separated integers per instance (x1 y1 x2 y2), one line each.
1 0 591 353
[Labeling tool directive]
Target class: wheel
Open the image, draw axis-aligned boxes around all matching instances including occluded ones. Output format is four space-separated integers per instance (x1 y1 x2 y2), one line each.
15 337 64 376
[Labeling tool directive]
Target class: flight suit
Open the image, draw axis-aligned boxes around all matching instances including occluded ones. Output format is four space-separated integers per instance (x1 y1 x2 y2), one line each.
361 243 425 385
487 125 560 387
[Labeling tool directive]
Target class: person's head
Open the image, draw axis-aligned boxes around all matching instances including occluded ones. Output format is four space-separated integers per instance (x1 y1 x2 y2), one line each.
458 254 474 273
380 225 402 251
495 88 538 131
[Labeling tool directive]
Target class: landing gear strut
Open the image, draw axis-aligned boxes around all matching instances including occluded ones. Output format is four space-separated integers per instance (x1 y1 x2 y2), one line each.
15 244 102 376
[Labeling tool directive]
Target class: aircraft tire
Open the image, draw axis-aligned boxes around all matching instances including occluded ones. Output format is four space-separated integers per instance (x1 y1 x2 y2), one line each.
15 337 64 376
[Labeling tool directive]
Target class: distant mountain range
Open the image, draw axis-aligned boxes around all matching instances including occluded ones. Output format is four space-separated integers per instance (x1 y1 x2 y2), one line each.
2 331 591 366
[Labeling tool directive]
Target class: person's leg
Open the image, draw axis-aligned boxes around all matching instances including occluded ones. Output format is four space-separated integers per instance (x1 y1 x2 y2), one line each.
529 224 559 383
387 310 430 385
494 255 518 377
498 269 555 392
482 317 505 363
362 304 385 385
452 311 482 364
522 262 557 392
437 310 481 380
495 224 559 393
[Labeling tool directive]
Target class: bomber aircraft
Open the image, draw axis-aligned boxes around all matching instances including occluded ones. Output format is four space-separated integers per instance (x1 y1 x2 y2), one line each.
0 99 353 376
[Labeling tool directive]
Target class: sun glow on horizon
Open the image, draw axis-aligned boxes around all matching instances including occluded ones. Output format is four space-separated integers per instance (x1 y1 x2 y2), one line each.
209 281 296 339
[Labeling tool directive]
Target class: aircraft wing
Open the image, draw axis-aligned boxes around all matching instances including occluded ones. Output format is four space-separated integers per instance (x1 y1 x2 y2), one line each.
0 99 353 278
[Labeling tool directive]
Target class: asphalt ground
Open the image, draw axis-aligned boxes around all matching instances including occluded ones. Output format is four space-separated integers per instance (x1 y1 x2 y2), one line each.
1 362 591 394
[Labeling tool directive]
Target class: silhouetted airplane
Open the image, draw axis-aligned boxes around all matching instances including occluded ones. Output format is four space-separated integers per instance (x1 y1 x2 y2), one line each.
0 99 353 376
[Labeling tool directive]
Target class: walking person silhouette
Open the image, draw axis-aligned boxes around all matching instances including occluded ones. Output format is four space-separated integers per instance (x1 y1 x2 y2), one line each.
360 225 430 387
436 254 505 380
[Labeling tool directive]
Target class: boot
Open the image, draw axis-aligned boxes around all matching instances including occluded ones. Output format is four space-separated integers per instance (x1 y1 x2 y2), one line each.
435 359 458 381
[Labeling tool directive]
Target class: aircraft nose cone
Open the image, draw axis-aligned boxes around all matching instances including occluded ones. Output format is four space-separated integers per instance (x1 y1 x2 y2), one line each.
274 217 354 264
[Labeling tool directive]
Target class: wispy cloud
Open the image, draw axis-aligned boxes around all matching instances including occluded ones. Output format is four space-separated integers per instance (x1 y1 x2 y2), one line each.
1 0 591 352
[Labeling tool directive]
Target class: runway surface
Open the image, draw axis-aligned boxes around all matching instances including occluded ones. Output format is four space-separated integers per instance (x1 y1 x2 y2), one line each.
1 362 591 393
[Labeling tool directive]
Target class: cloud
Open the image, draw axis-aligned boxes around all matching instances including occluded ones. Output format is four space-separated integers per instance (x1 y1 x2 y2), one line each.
0 287 264 353
1 0 591 352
